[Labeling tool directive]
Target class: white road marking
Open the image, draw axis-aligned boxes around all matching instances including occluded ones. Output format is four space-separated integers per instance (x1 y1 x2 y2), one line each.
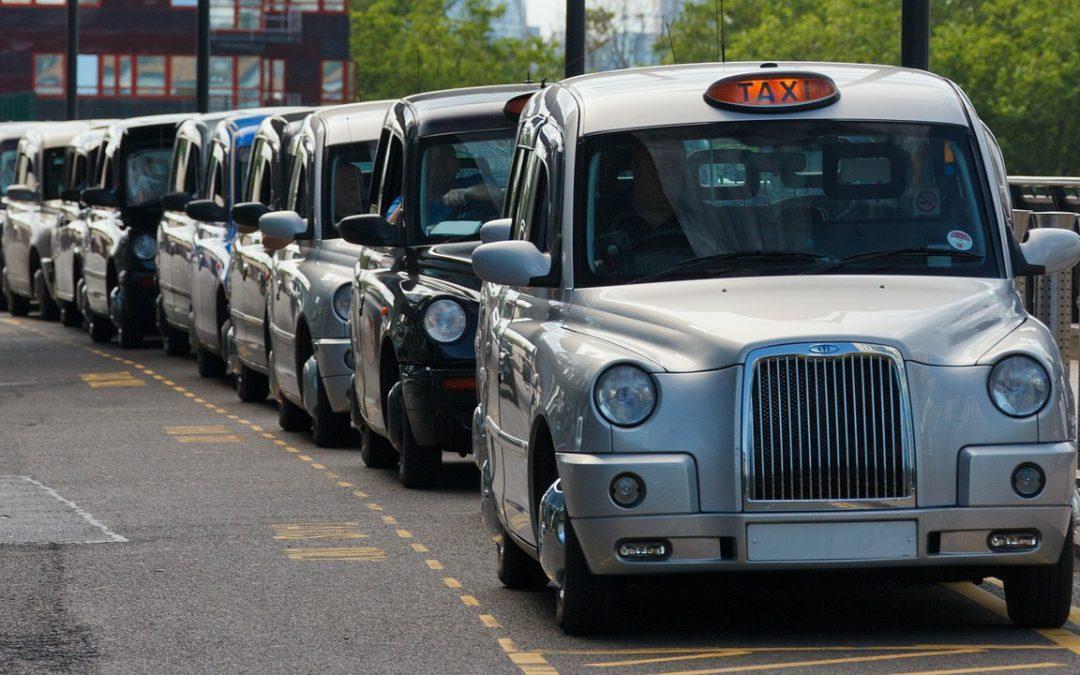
0 476 127 544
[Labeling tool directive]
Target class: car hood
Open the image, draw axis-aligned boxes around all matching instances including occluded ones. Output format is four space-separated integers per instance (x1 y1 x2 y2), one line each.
567 275 1024 372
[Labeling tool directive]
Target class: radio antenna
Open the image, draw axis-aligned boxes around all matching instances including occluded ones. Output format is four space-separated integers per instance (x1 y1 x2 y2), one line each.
664 18 678 64
717 0 727 63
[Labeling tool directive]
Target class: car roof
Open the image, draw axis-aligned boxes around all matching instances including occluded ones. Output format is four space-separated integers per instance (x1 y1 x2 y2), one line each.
0 122 41 143
312 100 394 146
398 83 540 137
110 112 193 132
556 62 971 135
68 127 108 153
22 120 115 152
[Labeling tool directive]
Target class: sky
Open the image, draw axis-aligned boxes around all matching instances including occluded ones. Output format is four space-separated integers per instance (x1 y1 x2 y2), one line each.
524 0 564 37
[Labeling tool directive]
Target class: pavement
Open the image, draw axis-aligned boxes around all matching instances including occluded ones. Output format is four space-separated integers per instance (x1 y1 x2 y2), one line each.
3 313 1080 673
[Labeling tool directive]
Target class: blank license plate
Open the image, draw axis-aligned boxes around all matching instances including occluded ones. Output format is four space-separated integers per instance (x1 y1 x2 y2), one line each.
747 521 917 562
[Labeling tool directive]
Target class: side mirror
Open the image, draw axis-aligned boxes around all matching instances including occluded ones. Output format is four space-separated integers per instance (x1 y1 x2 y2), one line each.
161 191 193 212
80 187 117 208
5 184 37 202
338 213 405 248
1019 220 1080 275
480 217 511 244
61 188 83 203
472 240 551 287
231 201 270 234
259 210 307 251
185 198 227 223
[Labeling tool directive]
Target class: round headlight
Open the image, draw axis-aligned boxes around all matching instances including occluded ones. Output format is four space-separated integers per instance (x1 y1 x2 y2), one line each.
423 298 467 344
988 355 1050 417
332 285 351 322
133 233 157 260
595 364 657 426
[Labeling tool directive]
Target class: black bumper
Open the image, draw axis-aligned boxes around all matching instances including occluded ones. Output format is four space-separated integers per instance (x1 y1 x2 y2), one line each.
400 364 477 451
117 269 158 324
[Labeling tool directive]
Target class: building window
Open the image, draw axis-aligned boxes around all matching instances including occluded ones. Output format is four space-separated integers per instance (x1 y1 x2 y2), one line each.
76 54 98 95
136 55 167 96
33 54 63 96
321 60 344 104
170 56 196 97
0 0 101 6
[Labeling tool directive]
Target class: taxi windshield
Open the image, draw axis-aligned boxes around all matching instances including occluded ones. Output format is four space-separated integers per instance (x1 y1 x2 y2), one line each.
415 131 514 242
576 121 999 286
0 142 18 194
125 146 172 208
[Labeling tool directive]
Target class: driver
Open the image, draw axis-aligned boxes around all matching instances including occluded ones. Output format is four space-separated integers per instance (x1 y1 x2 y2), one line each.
385 144 497 226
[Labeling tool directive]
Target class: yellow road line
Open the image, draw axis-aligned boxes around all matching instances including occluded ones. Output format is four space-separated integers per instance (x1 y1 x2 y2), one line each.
285 546 387 561
166 425 231 435
337 481 353 488
310 463 326 470
324 471 339 478
396 529 412 539
659 648 983 675
381 515 396 524
893 662 1064 675
271 523 368 541
174 434 242 443
425 559 444 570
411 543 428 553
479 614 501 628
588 650 752 668
273 440 286 446
298 455 312 462
249 424 263 431
261 433 274 439
87 379 145 388
352 489 368 498
443 578 462 589
367 503 383 511
460 595 480 607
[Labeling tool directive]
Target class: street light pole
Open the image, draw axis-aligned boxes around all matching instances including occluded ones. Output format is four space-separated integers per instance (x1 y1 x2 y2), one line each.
565 0 585 78
196 0 210 112
65 0 78 120
900 0 930 70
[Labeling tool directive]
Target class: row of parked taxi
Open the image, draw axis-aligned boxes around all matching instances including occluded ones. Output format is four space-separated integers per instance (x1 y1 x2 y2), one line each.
3 62 1080 634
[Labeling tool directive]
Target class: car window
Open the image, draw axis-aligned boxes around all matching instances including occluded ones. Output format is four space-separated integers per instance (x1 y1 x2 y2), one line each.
323 141 375 239
415 131 515 242
42 148 65 200
207 152 225 208
0 141 18 194
377 135 404 220
15 152 35 191
124 147 172 207
285 152 308 218
577 120 999 286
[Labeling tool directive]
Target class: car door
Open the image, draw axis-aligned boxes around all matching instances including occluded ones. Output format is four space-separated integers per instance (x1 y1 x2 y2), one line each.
192 139 228 346
158 136 201 326
4 148 38 296
495 135 561 545
269 141 312 398
231 137 274 362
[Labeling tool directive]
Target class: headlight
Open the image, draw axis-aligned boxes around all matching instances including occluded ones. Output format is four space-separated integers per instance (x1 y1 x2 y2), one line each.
423 298 467 344
332 284 351 322
133 234 156 260
595 364 657 426
988 355 1050 417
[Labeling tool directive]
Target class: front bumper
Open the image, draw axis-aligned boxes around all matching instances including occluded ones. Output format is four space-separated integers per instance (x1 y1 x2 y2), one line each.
400 364 476 450
116 269 158 323
312 337 353 414
560 442 1075 574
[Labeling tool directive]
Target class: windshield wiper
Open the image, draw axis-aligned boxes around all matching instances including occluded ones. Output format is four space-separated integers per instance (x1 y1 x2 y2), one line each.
627 251 827 285
799 247 983 275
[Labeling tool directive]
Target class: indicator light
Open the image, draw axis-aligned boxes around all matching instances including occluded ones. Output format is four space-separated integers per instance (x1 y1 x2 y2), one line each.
988 530 1039 551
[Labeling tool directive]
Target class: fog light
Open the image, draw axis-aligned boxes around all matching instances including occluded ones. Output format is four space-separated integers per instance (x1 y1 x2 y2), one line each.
988 530 1040 551
610 473 644 508
617 540 669 560
343 349 354 370
1011 463 1045 498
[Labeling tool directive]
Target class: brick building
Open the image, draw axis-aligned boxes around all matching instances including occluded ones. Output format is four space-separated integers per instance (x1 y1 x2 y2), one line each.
0 0 354 120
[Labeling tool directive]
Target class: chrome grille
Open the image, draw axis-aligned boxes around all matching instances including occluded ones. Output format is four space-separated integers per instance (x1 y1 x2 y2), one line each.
746 345 912 505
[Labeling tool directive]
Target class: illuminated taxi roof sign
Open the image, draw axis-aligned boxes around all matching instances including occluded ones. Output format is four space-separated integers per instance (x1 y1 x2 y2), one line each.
503 93 533 119
705 72 840 112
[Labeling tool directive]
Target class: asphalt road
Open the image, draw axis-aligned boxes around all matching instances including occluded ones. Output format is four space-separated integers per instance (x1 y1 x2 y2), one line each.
3 313 1080 674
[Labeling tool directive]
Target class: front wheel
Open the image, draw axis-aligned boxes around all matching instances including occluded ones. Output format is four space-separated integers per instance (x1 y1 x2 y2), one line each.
1003 523 1074 628
392 386 441 488
277 391 311 432
59 298 81 327
235 363 269 402
555 520 614 635
196 345 227 377
496 520 549 590
88 312 114 343
7 290 29 317
34 269 59 321
359 425 398 468
311 373 360 448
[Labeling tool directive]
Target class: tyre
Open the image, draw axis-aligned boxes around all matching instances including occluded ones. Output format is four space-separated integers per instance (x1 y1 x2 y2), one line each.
1003 523 1074 628
196 345 227 378
390 382 440 486
117 312 144 349
8 291 30 317
496 520 549 590
359 426 398 468
59 299 81 327
34 269 59 321
158 300 189 356
88 312 114 343
555 520 613 635
311 373 360 448
235 363 269 402
277 391 311 432
0 265 7 312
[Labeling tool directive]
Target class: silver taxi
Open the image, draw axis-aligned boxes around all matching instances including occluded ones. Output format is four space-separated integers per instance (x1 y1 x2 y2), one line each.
471 63 1080 634
257 101 390 446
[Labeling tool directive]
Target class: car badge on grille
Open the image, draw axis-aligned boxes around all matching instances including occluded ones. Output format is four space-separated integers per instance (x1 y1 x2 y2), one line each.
808 343 840 355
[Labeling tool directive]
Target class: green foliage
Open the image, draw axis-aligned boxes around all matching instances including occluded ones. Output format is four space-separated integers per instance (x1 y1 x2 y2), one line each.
663 0 1080 174
349 0 561 101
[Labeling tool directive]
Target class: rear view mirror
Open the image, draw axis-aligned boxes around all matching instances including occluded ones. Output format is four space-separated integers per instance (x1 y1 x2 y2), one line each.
339 214 405 248
5 184 37 202
480 218 511 244
1019 218 1080 275
232 202 270 234
472 240 551 287
161 191 193 212
185 199 227 223
259 210 306 251
80 187 117 208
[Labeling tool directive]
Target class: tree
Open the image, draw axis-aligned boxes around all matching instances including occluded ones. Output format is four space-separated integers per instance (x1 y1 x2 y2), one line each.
349 1 561 101
662 0 1080 175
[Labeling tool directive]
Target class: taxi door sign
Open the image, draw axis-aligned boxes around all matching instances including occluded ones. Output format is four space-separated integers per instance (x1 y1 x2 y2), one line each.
705 72 840 113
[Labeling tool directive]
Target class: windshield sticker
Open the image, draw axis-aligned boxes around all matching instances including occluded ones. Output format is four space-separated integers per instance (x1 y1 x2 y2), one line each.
916 189 939 215
947 230 973 251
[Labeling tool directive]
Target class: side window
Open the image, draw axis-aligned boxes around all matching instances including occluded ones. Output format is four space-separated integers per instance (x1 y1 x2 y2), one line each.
285 152 309 218
182 142 200 195
378 136 404 220
502 146 529 219
515 154 552 253
207 149 226 208
981 123 1013 221
243 138 264 203
16 152 35 190
169 138 188 193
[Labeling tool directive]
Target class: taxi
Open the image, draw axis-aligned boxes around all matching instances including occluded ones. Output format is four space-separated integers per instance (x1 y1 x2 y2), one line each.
470 63 1080 634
